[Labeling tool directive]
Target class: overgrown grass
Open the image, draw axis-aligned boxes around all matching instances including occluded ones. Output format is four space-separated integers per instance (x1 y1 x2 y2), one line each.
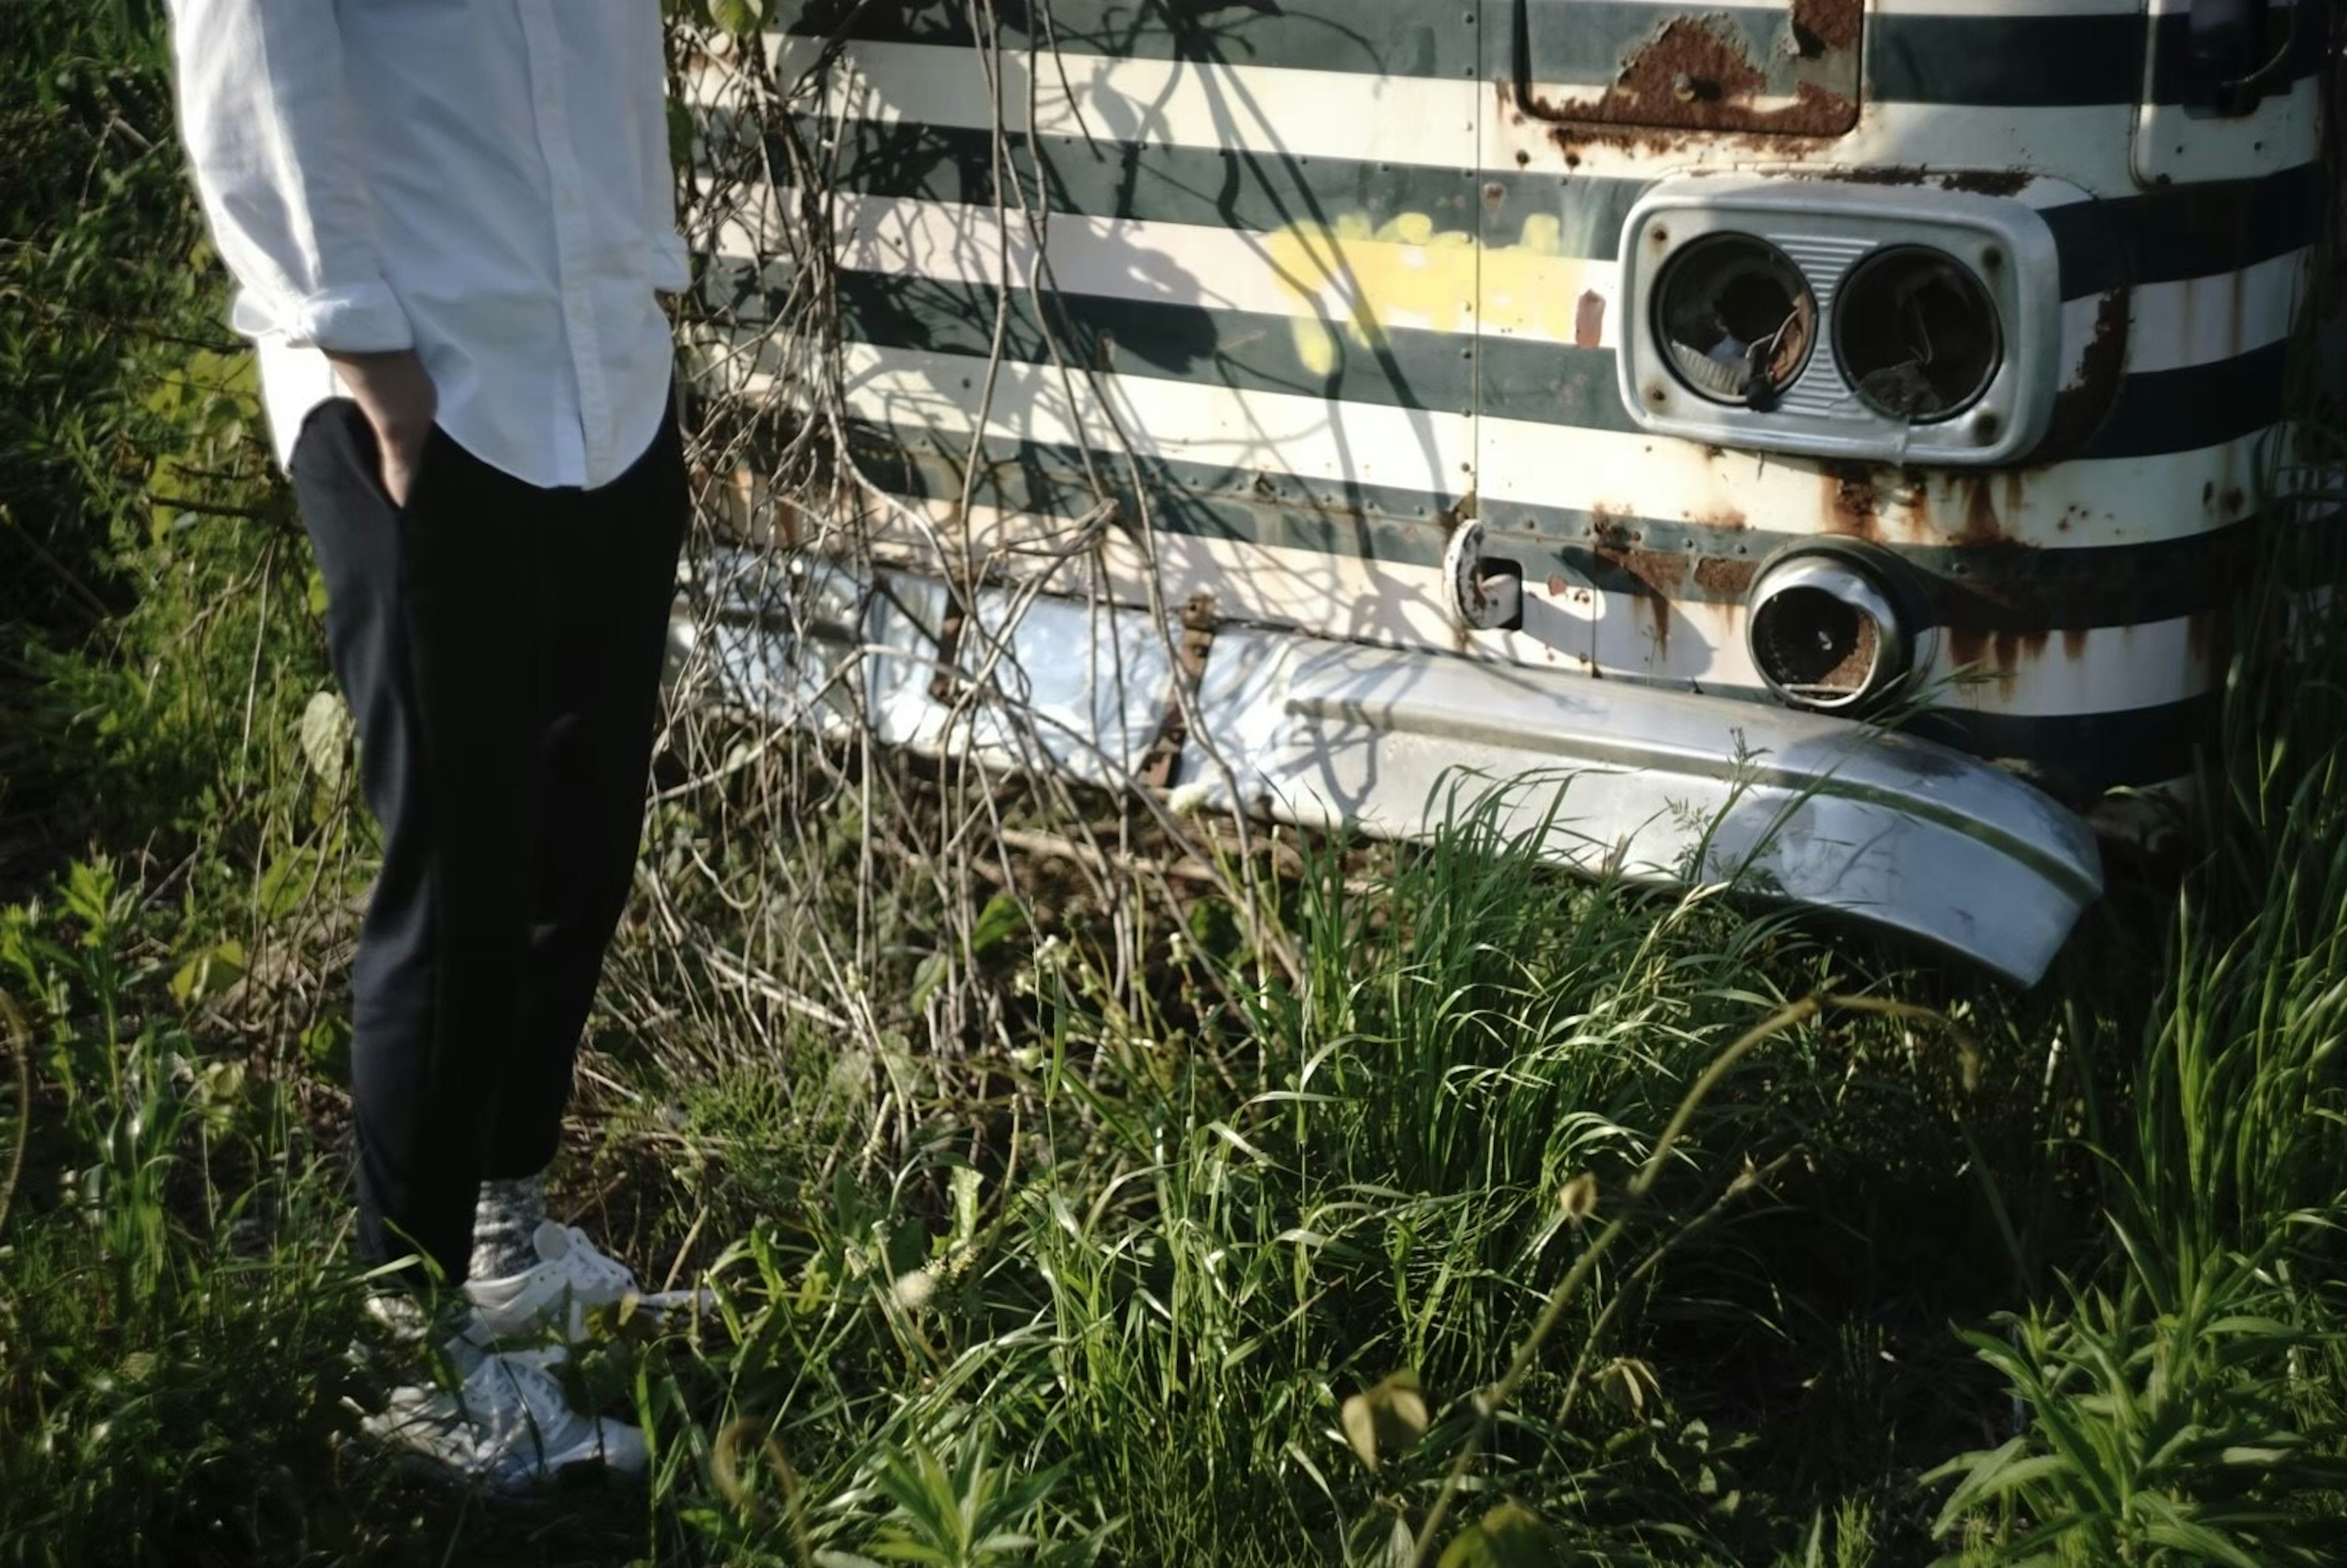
6 6 2347 1567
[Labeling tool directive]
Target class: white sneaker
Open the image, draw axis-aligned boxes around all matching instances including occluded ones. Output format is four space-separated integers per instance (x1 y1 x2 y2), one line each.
465 1218 705 1341
362 1341 647 1492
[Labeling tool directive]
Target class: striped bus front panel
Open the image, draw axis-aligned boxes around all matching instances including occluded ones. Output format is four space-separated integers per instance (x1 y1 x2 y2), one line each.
707 0 2328 804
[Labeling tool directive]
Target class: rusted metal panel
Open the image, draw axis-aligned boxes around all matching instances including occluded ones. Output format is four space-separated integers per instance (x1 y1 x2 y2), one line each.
1513 2 1864 140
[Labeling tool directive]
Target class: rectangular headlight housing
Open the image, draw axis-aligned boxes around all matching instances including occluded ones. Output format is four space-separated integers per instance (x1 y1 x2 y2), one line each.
1617 176 2063 466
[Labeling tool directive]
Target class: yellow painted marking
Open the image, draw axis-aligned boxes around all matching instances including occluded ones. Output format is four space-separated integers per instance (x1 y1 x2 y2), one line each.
1263 213 1596 375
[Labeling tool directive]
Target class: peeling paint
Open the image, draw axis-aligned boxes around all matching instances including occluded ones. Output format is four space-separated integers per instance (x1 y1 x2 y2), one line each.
1787 0 1862 54
1573 289 1606 349
1519 15 1860 148
1813 164 2031 197
2045 288 2129 454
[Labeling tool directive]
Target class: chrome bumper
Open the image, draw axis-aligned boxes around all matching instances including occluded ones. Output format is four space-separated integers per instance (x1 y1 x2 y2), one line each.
680 559 2103 985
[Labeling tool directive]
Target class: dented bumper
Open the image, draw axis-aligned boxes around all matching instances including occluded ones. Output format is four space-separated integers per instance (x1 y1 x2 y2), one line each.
1188 629 2102 984
682 559 2103 986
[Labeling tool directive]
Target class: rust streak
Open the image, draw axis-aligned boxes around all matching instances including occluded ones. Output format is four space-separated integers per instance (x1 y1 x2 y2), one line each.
1822 463 1881 541
1947 626 2043 687
1692 555 1757 596
1954 476 2003 548
1592 537 1685 657
2186 608 2218 664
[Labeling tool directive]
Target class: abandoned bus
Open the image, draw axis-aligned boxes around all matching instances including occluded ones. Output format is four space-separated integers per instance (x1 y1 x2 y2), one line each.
681 1 2337 983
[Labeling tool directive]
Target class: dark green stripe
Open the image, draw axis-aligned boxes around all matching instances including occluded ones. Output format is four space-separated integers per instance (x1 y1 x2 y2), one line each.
1906 695 2213 798
775 0 1480 79
1566 672 2209 797
762 112 2321 291
822 263 1631 430
842 415 1467 541
781 0 2269 115
1479 337 1639 432
834 269 1479 414
2077 340 2289 460
1475 502 2244 632
2046 162 2324 299
1868 15 2143 107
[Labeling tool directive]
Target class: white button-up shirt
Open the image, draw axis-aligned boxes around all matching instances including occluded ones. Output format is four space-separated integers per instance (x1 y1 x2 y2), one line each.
168 0 686 490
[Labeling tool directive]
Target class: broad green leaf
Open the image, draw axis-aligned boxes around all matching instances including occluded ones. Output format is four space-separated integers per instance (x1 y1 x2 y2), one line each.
1437 1501 1554 1568
257 846 322 922
298 689 352 790
949 1163 980 1250
908 950 950 1013
706 0 764 34
169 938 244 1006
1340 1369 1427 1473
969 891 1025 955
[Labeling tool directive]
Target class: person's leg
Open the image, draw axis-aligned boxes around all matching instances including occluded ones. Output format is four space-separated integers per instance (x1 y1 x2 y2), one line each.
290 398 555 1291
479 398 689 1206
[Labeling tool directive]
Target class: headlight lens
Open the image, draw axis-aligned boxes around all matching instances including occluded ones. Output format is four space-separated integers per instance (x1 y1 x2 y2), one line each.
1653 235 1816 408
1833 246 2002 422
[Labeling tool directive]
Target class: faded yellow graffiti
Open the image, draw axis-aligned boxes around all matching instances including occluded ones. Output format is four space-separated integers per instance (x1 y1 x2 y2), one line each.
1263 212 1599 375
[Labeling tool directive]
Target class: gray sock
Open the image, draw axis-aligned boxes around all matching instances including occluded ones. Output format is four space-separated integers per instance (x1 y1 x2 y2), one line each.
469 1171 549 1282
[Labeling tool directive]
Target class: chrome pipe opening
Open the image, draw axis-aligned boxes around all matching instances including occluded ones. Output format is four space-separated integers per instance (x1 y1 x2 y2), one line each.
1747 554 1914 713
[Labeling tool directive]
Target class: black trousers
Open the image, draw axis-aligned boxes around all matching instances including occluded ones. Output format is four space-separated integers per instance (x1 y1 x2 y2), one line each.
289 397 688 1289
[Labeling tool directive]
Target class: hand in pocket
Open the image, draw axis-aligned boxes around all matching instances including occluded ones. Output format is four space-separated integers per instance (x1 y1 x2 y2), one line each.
325 349 438 507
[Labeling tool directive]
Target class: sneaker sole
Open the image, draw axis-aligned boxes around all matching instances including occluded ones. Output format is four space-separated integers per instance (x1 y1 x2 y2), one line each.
359 1412 648 1497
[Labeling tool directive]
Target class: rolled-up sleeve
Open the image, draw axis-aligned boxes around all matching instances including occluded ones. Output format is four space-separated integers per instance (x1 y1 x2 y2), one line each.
168 0 411 351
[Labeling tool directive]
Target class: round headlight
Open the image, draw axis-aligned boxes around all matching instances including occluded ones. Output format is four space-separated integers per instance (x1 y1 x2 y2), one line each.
1833 246 2001 422
1746 552 1919 714
1653 235 1816 409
